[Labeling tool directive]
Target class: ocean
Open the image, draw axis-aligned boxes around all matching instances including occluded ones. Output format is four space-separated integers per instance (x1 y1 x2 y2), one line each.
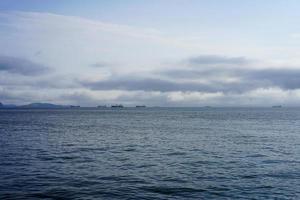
0 108 299 199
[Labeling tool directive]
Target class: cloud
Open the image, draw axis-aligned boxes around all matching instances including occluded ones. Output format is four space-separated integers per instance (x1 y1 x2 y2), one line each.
160 55 300 92
90 62 111 68
0 11 198 76
80 78 218 92
167 91 224 102
245 69 300 90
80 58 300 94
79 75 255 94
0 55 49 76
186 55 250 66
1 11 300 106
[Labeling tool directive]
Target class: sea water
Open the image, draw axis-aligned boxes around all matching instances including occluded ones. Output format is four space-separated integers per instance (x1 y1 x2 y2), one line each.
0 108 299 199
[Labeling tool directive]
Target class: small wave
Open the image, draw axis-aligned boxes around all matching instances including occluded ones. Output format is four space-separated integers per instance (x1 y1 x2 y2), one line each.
241 174 259 179
165 152 187 156
136 163 156 168
77 147 110 152
28 188 75 200
123 148 136 152
100 175 146 184
262 159 287 164
141 186 207 195
181 160 216 167
37 156 55 161
246 153 266 158
207 186 231 192
57 155 78 160
255 185 274 189
265 172 299 179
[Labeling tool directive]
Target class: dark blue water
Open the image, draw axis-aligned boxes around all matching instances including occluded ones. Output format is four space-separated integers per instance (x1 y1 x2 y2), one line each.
0 108 300 199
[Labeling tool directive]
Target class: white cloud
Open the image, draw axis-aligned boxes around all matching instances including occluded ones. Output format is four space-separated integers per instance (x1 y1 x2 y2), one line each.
167 91 224 102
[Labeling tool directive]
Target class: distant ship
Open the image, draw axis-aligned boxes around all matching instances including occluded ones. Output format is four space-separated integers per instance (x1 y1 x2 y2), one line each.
97 105 107 108
111 104 124 108
272 105 282 108
70 105 80 108
136 105 146 108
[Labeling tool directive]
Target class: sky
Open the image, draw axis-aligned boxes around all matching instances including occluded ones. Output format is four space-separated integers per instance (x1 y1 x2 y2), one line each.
1 0 300 106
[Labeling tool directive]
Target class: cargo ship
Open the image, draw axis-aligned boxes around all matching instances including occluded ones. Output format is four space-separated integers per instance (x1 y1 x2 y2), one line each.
111 104 124 108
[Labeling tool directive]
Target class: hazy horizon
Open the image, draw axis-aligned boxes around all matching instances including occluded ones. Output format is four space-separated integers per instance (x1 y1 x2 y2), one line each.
2 0 300 106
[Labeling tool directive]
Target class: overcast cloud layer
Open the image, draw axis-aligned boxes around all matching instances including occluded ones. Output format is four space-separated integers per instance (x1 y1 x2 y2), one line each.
0 55 49 75
1 9 300 106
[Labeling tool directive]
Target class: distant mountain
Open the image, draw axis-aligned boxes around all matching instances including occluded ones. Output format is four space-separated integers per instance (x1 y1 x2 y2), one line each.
19 103 67 108
3 104 17 108
0 102 74 109
0 102 17 108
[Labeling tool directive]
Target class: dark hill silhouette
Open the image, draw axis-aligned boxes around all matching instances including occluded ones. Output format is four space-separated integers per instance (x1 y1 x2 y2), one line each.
19 103 67 108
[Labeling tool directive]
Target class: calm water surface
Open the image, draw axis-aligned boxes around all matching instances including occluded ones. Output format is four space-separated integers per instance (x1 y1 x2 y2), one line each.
0 108 300 199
